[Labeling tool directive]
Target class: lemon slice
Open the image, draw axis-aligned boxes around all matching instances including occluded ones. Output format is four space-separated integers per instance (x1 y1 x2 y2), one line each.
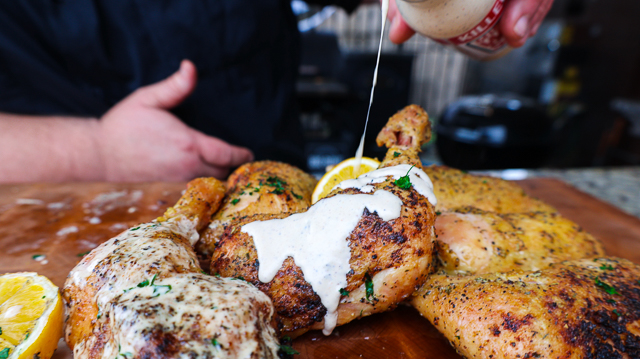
312 157 381 204
0 273 63 359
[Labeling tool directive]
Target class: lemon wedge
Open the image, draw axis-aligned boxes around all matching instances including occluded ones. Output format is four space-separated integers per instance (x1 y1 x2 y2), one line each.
0 273 63 359
311 157 381 204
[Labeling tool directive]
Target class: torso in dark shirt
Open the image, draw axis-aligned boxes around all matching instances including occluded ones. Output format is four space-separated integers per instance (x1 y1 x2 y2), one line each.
0 0 304 165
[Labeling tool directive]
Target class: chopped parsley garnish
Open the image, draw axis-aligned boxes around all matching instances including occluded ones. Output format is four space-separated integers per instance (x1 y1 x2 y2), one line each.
266 176 287 195
130 226 140 231
0 327 2 335
32 254 45 260
123 274 171 296
607 299 616 304
364 273 375 302
230 198 240 205
613 309 622 317
279 345 299 355
435 211 442 215
232 276 246 281
292 192 303 200
600 264 614 270
137 274 157 288
211 338 221 348
393 151 400 158
0 348 10 359
339 288 350 296
152 284 172 297
77 251 91 257
595 277 619 295
394 166 414 190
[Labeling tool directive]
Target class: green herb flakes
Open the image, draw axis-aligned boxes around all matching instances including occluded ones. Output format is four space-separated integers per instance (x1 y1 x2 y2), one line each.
0 348 10 359
393 152 400 158
77 251 91 257
231 198 240 205
266 176 287 195
339 288 350 296
600 264 614 270
32 254 45 260
595 277 619 295
279 345 299 355
365 273 375 302
394 166 414 190
211 338 221 348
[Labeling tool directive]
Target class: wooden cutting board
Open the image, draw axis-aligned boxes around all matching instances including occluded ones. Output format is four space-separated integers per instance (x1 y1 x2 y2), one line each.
1 178 639 359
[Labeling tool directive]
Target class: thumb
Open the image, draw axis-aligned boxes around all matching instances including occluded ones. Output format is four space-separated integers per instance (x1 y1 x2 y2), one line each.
131 60 197 109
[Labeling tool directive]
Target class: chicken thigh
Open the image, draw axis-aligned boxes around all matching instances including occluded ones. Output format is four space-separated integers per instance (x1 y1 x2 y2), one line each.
424 165 556 214
63 178 281 359
197 161 316 256
435 207 604 275
411 257 640 359
211 105 438 336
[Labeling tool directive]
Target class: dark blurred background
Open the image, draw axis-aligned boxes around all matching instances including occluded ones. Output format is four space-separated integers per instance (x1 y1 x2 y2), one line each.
293 0 640 175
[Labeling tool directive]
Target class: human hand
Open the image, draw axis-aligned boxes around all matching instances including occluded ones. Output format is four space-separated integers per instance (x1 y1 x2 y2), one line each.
386 0 554 48
97 60 253 181
499 0 554 47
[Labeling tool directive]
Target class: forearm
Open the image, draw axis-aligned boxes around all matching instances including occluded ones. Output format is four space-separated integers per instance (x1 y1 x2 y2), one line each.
0 113 104 182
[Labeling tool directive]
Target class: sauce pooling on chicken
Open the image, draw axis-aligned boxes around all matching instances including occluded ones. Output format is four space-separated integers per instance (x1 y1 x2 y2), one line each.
337 164 437 204
241 164 436 335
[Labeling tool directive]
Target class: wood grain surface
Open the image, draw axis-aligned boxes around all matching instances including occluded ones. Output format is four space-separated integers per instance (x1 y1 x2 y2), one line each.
1 178 639 359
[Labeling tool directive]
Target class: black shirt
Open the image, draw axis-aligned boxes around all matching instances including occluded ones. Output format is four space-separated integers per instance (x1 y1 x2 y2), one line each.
0 0 306 165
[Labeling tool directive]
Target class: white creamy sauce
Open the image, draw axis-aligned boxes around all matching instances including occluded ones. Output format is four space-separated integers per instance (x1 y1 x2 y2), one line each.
354 0 390 174
69 215 280 358
242 190 402 335
337 164 437 206
243 163 437 335
70 217 198 287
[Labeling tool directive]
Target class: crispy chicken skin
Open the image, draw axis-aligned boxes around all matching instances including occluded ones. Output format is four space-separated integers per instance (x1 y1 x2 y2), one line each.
197 161 316 256
211 105 437 336
424 165 556 214
435 207 605 275
412 257 640 359
63 178 281 358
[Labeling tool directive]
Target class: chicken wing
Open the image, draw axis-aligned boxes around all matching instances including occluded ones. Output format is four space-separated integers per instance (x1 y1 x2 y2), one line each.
63 178 281 358
425 165 556 214
411 257 640 359
435 207 604 275
211 105 437 337
197 161 316 256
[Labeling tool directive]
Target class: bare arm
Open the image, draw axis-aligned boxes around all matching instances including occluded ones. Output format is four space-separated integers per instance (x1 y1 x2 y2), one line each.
0 114 103 182
0 60 253 183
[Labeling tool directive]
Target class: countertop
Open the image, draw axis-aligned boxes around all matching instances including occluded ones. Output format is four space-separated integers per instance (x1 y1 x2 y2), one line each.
474 166 640 219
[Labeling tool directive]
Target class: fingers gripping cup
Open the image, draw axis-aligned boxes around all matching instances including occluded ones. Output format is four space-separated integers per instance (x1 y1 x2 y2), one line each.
396 0 511 60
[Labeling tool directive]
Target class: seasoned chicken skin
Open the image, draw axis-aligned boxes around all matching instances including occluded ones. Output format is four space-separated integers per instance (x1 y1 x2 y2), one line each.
412 257 640 359
63 178 281 359
211 105 437 336
435 207 605 275
424 165 556 214
197 161 316 256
